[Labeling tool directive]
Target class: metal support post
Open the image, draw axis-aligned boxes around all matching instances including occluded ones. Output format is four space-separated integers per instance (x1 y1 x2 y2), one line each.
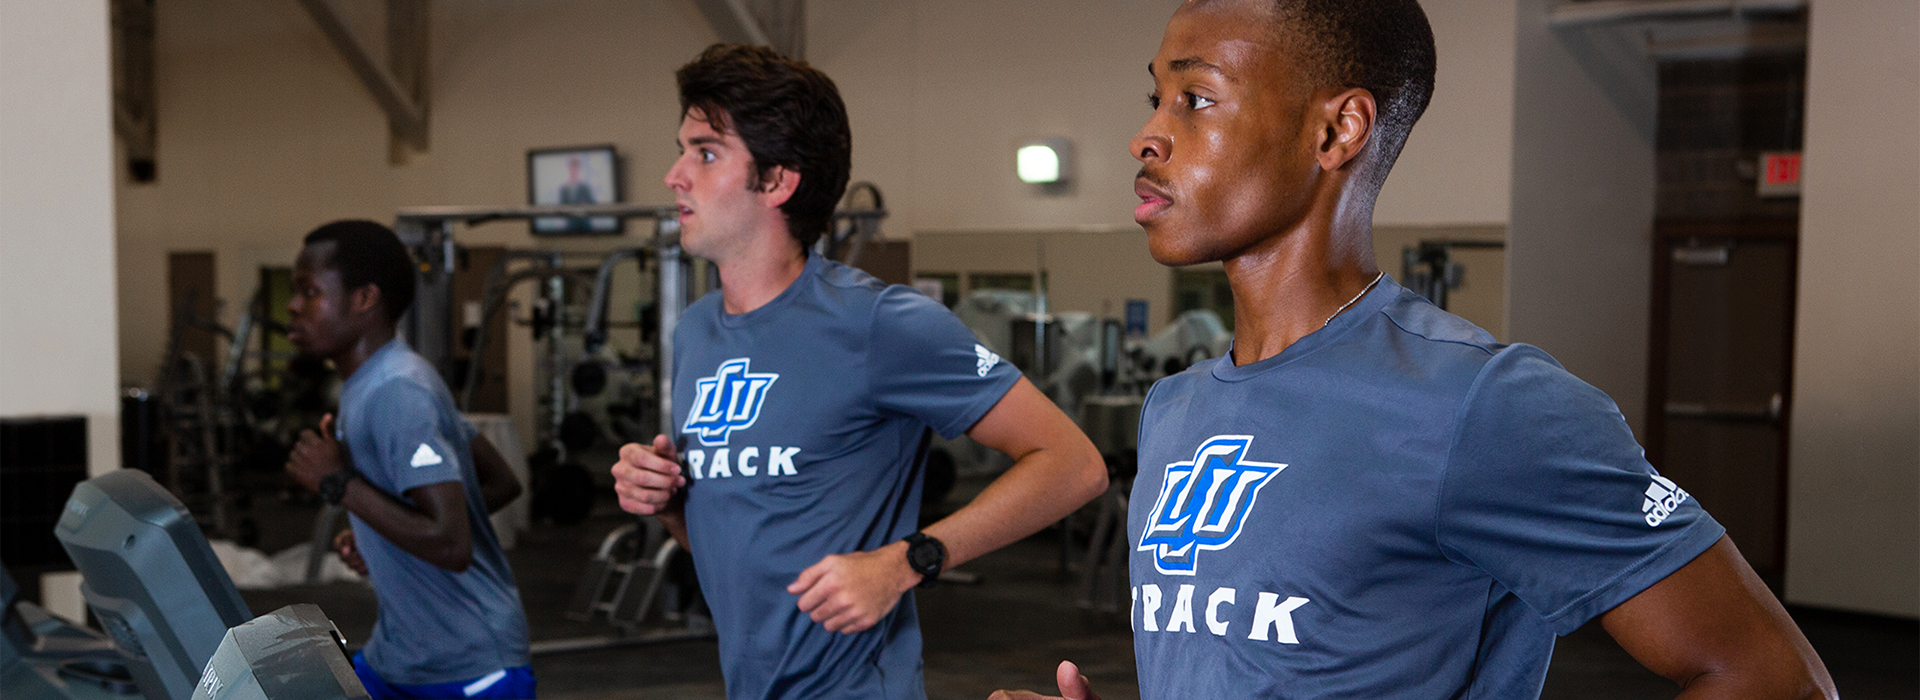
655 218 686 438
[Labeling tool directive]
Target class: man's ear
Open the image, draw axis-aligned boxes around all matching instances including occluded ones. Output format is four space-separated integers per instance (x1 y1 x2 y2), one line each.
348 284 383 318
1314 88 1376 173
756 165 802 209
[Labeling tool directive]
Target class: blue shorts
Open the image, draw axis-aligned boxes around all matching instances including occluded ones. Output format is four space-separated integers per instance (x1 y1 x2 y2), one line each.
351 652 536 699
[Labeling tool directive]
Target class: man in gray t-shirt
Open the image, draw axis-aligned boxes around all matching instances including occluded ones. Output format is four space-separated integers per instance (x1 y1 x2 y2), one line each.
611 45 1109 699
997 1 1833 698
285 220 534 699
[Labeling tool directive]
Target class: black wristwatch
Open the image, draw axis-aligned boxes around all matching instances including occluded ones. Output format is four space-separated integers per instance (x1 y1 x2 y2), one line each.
318 469 359 505
903 532 946 588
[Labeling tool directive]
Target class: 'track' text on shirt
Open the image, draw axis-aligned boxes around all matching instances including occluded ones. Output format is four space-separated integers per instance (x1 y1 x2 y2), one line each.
683 447 802 479
1133 583 1310 644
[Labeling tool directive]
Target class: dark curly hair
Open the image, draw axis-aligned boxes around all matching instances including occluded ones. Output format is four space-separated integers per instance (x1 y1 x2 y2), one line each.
302 219 417 324
1251 0 1436 193
676 44 852 249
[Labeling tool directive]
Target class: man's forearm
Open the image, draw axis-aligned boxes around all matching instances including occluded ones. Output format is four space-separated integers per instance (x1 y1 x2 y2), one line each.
928 377 1108 570
341 480 474 572
921 443 1106 570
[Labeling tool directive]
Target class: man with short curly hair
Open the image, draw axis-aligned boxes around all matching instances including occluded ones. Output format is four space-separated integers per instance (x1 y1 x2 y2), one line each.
610 45 1107 700
995 1 1835 699
283 220 533 699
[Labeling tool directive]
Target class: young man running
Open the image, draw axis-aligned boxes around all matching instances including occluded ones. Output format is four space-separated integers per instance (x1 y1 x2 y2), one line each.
284 220 535 699
609 45 1107 699
997 1 1834 699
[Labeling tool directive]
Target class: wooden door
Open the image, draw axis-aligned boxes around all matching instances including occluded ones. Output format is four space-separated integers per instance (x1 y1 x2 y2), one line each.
168 251 218 366
1645 220 1797 589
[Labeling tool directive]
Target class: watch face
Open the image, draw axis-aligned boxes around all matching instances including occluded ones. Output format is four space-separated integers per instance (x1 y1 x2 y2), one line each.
320 471 353 504
908 538 943 573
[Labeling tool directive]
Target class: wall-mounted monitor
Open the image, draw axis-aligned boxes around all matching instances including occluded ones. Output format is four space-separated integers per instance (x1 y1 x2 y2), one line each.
528 145 623 236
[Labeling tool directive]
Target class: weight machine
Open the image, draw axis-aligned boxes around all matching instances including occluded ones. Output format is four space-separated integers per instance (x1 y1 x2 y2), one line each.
1400 239 1506 311
149 283 329 548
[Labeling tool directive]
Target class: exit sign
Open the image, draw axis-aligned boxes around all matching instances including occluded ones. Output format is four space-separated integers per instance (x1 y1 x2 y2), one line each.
1757 152 1802 198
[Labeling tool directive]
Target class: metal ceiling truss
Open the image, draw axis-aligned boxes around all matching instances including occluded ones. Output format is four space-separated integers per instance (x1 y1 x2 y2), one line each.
295 0 431 164
1550 0 1808 60
1549 0 1806 29
112 0 158 182
1543 0 1809 135
691 0 806 59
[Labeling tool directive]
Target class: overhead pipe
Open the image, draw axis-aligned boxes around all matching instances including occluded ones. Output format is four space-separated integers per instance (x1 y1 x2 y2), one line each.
1547 0 1806 29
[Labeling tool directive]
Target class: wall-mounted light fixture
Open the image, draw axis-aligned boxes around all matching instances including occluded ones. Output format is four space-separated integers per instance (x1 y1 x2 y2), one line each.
1016 137 1073 190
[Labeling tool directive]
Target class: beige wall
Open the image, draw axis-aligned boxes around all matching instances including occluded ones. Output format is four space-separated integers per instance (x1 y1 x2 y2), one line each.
1784 0 1919 618
1374 0 1517 226
1507 0 1657 437
2 0 121 476
807 0 1173 236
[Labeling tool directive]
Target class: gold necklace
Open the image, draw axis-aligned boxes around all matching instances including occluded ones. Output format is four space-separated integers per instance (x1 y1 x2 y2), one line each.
1324 272 1386 327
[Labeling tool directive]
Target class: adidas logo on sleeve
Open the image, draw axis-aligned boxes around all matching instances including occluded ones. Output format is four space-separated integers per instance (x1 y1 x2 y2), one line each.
410 444 444 468
1642 475 1689 526
975 344 1001 377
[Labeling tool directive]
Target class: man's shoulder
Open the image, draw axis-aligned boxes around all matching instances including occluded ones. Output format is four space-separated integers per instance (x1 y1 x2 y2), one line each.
358 347 450 398
1354 288 1540 395
346 350 456 428
1374 288 1503 357
811 256 889 294
811 258 961 330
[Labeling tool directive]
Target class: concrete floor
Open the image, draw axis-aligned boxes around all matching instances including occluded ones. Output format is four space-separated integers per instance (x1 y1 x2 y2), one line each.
237 498 1916 700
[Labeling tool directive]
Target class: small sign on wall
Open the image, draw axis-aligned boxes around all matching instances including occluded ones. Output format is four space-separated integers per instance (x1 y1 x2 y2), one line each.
1757 152 1802 198
1125 299 1149 337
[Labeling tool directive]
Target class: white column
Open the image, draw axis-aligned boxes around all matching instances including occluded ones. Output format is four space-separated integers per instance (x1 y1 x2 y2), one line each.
1785 0 1919 618
0 0 121 476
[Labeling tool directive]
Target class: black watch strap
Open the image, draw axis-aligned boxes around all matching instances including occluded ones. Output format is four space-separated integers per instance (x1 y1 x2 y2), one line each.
318 470 358 505
903 532 946 589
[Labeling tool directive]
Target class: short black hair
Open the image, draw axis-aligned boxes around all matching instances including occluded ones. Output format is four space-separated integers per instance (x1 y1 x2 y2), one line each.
1268 0 1436 191
302 219 416 323
676 44 852 249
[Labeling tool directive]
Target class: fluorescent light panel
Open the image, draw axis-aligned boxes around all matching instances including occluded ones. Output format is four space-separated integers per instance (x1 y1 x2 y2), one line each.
1017 144 1062 184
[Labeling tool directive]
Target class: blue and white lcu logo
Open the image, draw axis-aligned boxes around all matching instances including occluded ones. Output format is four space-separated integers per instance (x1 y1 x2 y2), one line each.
683 358 779 447
1139 436 1287 575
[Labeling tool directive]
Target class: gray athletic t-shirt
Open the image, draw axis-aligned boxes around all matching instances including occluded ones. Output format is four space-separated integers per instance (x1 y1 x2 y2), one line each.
336 338 531 686
673 254 1021 700
1128 280 1724 699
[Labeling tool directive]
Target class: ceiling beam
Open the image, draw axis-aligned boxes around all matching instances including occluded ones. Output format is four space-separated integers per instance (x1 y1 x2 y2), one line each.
1548 0 1806 29
386 0 429 162
111 0 158 182
690 0 805 59
294 0 429 163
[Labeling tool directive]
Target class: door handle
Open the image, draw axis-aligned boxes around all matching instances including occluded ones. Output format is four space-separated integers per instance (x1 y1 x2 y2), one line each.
1664 393 1783 423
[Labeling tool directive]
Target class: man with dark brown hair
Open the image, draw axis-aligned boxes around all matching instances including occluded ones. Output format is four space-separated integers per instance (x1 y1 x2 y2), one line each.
610 45 1106 700
996 2 1835 699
